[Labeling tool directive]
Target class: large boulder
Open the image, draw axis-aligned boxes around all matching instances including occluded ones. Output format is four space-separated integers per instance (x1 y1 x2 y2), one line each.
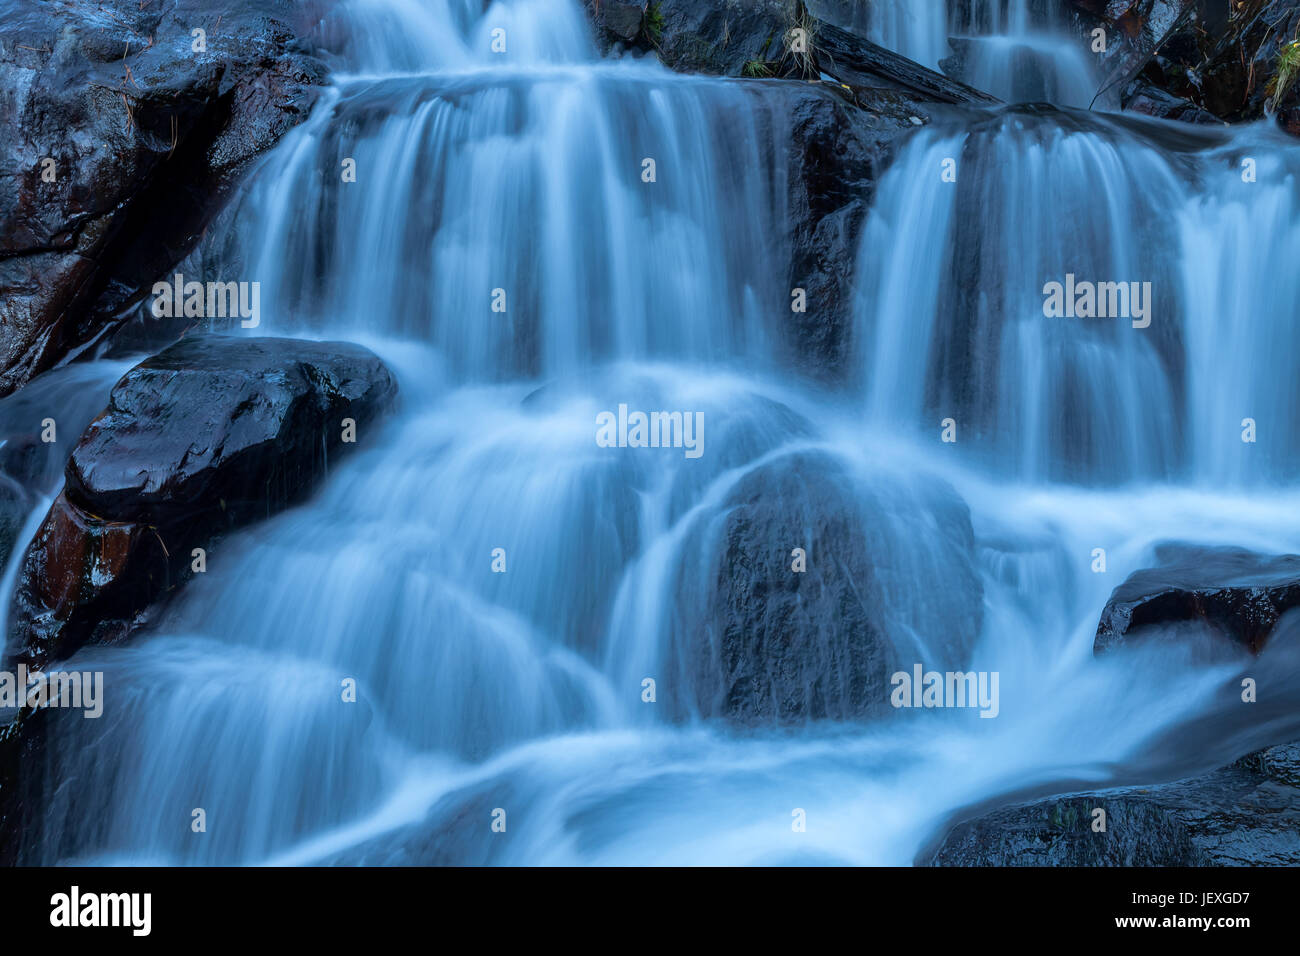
5 334 397 669
683 454 885 722
1095 545 1300 655
926 741 1300 865
669 453 983 723
0 0 328 396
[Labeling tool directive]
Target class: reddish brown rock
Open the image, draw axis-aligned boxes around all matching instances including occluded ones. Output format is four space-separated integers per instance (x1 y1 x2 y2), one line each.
1095 544 1300 655
6 334 397 670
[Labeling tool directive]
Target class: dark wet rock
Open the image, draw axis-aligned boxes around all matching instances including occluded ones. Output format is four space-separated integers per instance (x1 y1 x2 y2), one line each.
0 0 328 397
0 362 128 573
585 0 800 76
1122 77 1225 122
1070 0 1197 108
778 86 889 377
668 452 982 723
1238 739 1300 786
63 337 395 523
810 17 999 105
584 0 997 103
691 454 885 723
767 82 943 379
333 780 521 866
589 1 646 43
1076 0 1300 133
926 740 1300 866
1095 544 1300 655
0 706 50 867
5 334 396 670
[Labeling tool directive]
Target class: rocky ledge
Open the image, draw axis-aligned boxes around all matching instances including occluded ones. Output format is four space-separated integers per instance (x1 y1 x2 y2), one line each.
1095 544 1300 655
0 0 328 396
1073 0 1300 132
4 334 397 670
927 742 1300 866
584 0 997 104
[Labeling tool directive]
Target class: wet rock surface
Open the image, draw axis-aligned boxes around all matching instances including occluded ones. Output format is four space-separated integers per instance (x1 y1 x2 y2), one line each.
1074 0 1300 133
584 0 997 103
1095 544 1300 655
0 0 328 396
5 334 396 670
671 452 982 723
927 741 1300 865
773 82 945 378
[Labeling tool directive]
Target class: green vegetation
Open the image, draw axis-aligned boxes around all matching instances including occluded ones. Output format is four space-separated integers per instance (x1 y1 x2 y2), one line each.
783 6 818 80
742 59 773 78
643 3 665 44
1268 40 1300 109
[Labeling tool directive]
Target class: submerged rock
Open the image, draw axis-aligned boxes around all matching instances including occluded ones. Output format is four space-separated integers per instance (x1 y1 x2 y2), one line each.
0 0 328 396
926 741 1300 866
671 452 983 723
1095 544 1300 655
6 335 397 669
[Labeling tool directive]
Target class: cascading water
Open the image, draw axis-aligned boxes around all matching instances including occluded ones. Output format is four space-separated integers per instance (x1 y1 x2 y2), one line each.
855 110 1300 485
810 0 1100 107
10 0 1300 865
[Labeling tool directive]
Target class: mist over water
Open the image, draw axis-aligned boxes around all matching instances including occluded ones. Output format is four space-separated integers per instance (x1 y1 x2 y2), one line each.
10 0 1300 864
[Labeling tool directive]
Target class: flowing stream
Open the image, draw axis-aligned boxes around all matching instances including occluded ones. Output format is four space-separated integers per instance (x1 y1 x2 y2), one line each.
8 0 1300 865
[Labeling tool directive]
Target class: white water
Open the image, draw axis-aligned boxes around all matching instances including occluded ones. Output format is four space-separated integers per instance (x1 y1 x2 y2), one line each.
9 0 1300 865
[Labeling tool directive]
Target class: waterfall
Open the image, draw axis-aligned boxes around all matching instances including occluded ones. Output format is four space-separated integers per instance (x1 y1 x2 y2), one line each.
214 68 791 381
855 110 1300 485
10 0 1300 865
810 0 1100 106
